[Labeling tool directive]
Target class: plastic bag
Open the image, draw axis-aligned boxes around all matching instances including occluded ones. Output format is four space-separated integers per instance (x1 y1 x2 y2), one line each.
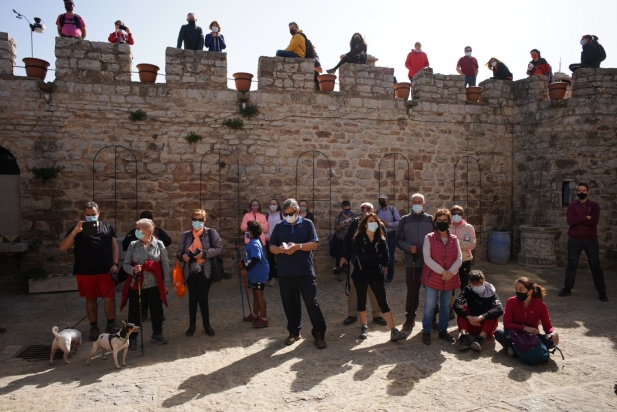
173 262 186 298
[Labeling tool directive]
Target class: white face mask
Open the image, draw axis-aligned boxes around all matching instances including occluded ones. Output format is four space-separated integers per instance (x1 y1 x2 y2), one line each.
472 285 486 294
285 214 297 224
465 51 472 57
491 61 497 67
367 222 379 232
452 215 462 223
270 205 278 211
211 26 219 33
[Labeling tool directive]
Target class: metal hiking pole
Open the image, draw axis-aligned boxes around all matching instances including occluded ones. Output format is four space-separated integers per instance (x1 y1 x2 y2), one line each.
137 270 144 357
235 240 246 318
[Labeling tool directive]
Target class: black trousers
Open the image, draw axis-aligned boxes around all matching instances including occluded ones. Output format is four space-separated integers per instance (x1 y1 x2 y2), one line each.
453 260 472 296
331 55 364 71
494 329 512 349
279 275 326 337
564 238 606 293
335 238 345 268
266 242 278 280
187 272 213 327
354 279 390 313
405 265 423 320
128 286 164 338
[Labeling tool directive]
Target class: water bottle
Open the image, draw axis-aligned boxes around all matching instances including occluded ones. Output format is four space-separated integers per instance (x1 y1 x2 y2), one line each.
464 232 470 241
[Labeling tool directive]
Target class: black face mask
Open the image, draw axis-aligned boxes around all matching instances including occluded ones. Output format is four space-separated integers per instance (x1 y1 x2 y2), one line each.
576 192 588 200
378 201 386 208
188 20 196 27
436 222 449 232
65 6 74 11
516 291 529 302
290 29 297 35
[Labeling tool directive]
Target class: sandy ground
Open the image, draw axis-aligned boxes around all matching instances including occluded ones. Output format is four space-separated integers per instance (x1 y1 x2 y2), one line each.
0 261 616 411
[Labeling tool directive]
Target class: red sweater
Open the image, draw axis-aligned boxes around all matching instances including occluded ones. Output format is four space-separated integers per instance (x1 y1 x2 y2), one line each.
503 296 554 333
567 199 599 239
108 32 134 45
405 50 429 77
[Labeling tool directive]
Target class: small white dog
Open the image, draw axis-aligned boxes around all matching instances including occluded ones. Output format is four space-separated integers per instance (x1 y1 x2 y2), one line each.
50 326 82 365
86 321 140 369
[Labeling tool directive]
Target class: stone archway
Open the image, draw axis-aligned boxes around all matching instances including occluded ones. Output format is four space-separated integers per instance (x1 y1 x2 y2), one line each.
0 146 21 243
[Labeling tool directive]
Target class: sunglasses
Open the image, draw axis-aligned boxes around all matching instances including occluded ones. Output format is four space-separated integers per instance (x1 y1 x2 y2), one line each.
191 218 204 222
282 212 296 217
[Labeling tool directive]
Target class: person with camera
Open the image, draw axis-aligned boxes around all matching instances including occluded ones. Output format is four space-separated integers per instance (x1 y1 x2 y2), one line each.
334 200 355 277
340 202 388 327
395 193 434 333
177 13 204 51
526 49 551 78
351 213 405 342
121 218 170 349
204 21 226 52
177 209 223 337
56 1 86 40
59 202 118 341
108 20 134 45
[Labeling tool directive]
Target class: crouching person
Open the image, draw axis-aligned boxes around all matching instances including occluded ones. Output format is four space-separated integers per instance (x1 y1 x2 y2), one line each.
454 270 503 352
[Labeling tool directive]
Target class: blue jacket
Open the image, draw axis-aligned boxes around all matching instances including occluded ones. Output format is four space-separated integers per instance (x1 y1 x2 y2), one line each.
204 33 226 52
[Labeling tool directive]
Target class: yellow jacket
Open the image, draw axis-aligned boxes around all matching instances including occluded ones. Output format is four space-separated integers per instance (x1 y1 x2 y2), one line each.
285 30 306 58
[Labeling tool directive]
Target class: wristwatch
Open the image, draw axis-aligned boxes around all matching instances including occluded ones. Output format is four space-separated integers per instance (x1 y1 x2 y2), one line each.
299 244 303 250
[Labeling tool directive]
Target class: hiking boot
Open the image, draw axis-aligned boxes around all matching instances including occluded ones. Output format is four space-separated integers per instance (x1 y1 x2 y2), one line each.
372 317 387 326
402 320 414 332
359 325 369 339
438 330 455 343
471 336 484 351
185 325 196 337
314 332 327 349
252 317 269 328
89 326 100 341
128 339 138 351
599 292 609 302
151 334 168 345
343 316 358 325
104 323 118 334
458 334 471 351
285 333 301 345
269 278 278 287
204 325 215 336
449 307 455 320
243 314 257 322
390 328 405 342
507 347 515 357
422 332 431 345
557 288 571 297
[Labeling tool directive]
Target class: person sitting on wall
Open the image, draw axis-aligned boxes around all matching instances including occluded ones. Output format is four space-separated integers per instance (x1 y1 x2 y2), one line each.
177 13 204 51
56 0 86 40
276 22 305 58
108 20 134 45
405 42 429 82
314 51 323 90
486 57 513 80
326 33 368 74
204 21 226 52
456 46 479 87
569 35 606 72
454 270 503 352
526 49 551 77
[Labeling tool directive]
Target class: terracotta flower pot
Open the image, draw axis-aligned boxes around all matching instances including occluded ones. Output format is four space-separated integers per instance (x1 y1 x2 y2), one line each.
548 82 568 100
466 86 482 102
393 82 411 99
136 64 160 84
22 58 50 81
233 72 254 92
317 74 336 92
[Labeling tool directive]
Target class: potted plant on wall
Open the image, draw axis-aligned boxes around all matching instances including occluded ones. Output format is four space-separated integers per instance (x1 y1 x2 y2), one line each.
488 208 515 265
233 72 254 93
548 80 568 100
136 64 160 83
393 82 411 99
13 9 50 81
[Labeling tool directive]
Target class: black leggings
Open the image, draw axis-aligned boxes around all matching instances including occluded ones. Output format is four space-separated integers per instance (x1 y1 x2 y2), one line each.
266 242 278 280
128 286 164 338
354 279 390 313
187 272 213 327
494 329 513 349
331 55 366 71
453 260 472 296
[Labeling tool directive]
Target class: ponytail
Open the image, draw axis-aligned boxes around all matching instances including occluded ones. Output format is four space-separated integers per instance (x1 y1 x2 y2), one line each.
516 277 546 301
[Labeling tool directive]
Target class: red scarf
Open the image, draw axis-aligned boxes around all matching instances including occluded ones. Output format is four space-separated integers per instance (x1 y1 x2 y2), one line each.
121 260 168 310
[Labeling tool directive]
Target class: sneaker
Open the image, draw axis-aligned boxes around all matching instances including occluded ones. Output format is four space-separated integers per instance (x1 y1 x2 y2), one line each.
471 336 484 351
449 308 455 320
150 334 168 345
89 326 100 341
384 278 393 285
326 69 336 74
359 325 369 339
507 347 515 357
372 316 387 326
104 323 118 334
438 330 455 343
390 328 405 342
243 314 257 323
185 325 196 337
402 320 414 332
599 292 609 302
128 339 138 351
314 332 327 349
269 278 278 287
252 317 269 328
422 332 431 345
458 334 472 351
343 316 358 325
558 288 571 297
285 333 301 345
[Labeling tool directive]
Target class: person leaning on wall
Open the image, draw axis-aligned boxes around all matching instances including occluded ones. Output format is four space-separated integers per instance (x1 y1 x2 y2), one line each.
108 20 134 45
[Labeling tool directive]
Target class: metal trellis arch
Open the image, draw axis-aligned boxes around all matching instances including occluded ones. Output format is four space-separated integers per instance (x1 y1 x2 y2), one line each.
295 150 333 239
378 153 411 214
453 155 482 243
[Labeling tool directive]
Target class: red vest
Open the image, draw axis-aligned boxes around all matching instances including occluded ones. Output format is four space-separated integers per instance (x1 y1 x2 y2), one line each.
420 231 461 291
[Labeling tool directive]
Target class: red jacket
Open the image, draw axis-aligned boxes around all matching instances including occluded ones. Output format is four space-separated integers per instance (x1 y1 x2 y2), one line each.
421 231 461 291
405 50 429 77
120 260 167 310
503 296 554 333
567 200 599 239
108 32 134 45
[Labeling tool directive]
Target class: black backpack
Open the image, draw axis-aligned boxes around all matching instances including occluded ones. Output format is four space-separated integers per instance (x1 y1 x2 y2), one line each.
298 33 316 59
597 43 607 62
59 13 82 29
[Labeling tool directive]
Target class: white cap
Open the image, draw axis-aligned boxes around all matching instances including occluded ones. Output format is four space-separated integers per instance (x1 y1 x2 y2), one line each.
378 194 388 199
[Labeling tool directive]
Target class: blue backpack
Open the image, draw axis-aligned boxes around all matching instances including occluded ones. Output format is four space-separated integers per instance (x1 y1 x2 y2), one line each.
511 331 563 366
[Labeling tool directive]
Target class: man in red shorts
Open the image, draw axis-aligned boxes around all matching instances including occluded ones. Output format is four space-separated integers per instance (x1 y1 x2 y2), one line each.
60 202 119 340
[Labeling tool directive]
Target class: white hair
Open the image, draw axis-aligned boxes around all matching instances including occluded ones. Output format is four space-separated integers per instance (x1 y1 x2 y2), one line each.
411 193 425 202
360 202 374 211
136 218 154 233
282 198 299 211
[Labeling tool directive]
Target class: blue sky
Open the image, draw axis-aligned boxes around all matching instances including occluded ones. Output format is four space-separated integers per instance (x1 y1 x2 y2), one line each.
2 0 615 88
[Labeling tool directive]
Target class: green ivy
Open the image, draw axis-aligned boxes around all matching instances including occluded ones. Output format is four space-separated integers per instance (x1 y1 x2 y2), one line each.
219 161 227 168
32 166 64 183
129 109 147 122
222 118 244 130
239 102 259 119
185 132 204 144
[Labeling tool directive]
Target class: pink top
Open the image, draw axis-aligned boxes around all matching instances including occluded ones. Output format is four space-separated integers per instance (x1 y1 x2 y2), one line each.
240 212 269 246
449 220 476 262
56 13 86 38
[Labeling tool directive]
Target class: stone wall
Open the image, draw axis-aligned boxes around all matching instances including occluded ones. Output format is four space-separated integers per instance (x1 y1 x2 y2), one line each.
339 64 394 98
165 47 227 88
572 68 617 97
0 32 16 76
55 37 131 83
257 57 314 92
412 70 466 101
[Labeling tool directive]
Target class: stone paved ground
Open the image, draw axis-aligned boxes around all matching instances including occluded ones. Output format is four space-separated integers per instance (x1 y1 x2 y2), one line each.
0 261 616 411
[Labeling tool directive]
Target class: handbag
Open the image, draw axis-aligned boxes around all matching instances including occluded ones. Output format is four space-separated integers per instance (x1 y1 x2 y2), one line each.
208 229 225 282
173 262 186 298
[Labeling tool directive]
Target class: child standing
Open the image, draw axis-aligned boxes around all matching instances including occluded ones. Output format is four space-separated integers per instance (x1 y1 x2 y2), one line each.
241 221 270 327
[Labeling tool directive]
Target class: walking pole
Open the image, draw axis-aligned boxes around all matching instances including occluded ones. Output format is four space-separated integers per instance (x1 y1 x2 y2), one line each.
137 269 144 357
235 240 246 318
243 274 253 318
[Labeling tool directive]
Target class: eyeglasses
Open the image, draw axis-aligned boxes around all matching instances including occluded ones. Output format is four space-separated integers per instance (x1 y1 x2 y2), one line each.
282 212 296 217
191 218 204 222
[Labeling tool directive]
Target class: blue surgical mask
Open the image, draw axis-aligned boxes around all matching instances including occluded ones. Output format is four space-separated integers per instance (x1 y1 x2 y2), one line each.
135 229 144 240
412 205 423 214
580 39 585 45
367 222 379 232
472 285 485 294
452 215 462 223
343 210 351 215
85 215 98 222
192 221 204 230
465 51 472 57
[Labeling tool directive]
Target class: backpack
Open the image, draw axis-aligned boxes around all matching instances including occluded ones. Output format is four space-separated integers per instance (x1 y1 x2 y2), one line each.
547 66 555 84
59 13 82 29
389 206 398 222
298 33 316 59
597 43 606 62
510 331 563 365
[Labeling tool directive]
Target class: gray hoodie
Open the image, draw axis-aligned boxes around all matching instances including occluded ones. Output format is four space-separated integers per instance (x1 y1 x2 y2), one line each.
395 212 434 267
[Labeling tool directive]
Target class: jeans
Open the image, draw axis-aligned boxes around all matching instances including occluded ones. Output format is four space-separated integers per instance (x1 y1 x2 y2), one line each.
279 275 326 337
128 286 163 339
465 76 477 87
354 279 390 313
422 286 453 333
405 265 423 320
266 242 278 280
276 50 300 58
564 238 605 292
494 329 513 349
187 272 213 327
385 231 396 281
